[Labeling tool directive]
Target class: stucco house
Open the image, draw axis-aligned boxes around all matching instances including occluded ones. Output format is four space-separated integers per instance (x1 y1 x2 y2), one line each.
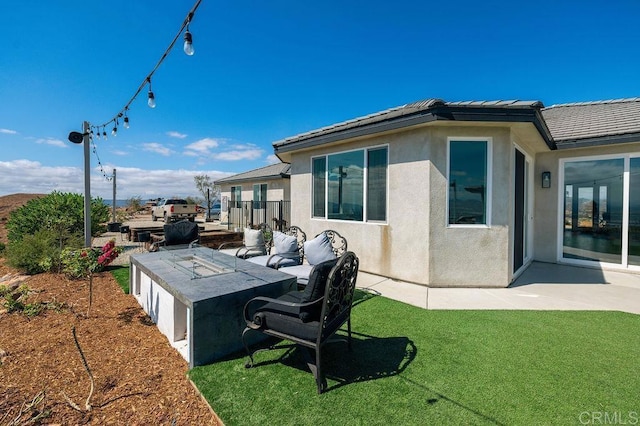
215 162 291 229
272 97 640 287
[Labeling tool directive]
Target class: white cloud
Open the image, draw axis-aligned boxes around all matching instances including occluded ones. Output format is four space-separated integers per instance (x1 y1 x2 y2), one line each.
167 131 188 139
0 159 235 200
35 137 68 148
111 150 129 156
142 142 173 156
184 138 220 155
212 147 263 161
0 128 18 135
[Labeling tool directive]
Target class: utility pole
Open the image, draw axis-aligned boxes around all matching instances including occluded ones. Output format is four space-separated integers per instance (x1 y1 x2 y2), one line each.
83 121 92 247
112 168 117 223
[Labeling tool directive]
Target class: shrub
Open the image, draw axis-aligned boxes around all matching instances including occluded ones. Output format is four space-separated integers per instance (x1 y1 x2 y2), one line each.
5 229 62 274
6 191 110 244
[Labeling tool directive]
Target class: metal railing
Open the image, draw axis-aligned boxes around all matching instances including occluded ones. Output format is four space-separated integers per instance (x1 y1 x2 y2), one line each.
226 200 291 231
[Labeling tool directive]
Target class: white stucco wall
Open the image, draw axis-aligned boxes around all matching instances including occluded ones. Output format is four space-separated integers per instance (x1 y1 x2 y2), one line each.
287 122 548 287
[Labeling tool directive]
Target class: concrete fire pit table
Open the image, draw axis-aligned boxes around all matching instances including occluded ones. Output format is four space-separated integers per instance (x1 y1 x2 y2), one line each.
129 247 296 367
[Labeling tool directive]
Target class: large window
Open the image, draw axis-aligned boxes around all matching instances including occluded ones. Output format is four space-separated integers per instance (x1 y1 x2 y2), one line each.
231 186 241 208
312 146 388 222
448 139 490 225
253 183 267 209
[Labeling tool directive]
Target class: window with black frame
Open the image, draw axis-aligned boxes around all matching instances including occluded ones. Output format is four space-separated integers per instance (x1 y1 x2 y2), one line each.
312 146 387 222
448 140 489 225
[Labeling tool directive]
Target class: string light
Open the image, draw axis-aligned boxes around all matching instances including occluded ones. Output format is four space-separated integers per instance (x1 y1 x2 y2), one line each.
147 78 156 108
87 0 202 157
183 16 194 56
90 136 114 182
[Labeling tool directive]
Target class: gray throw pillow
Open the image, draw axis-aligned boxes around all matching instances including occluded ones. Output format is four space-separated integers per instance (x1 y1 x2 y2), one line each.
273 231 298 254
304 232 337 265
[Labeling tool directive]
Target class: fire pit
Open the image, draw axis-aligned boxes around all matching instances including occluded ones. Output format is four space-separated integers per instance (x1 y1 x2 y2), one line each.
129 247 296 367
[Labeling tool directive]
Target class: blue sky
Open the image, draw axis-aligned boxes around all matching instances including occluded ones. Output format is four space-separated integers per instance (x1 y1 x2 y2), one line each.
1 0 639 199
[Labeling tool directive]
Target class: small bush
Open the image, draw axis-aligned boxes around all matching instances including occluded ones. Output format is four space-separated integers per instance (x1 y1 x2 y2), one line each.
0 241 6 254
6 229 61 275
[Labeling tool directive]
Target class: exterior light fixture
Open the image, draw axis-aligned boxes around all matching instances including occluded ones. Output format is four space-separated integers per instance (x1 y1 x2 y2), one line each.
183 30 194 55
123 116 130 129
542 171 551 188
112 125 117 136
102 127 107 140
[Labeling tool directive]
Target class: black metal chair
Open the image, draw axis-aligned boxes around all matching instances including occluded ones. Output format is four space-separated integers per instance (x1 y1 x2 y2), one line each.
151 219 199 250
242 251 359 394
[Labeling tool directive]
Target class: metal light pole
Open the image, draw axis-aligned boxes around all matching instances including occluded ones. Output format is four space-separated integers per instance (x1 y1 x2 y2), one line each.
83 121 92 247
112 168 117 223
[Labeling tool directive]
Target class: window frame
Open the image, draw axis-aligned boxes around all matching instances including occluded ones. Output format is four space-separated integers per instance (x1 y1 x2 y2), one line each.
311 144 389 224
446 137 493 228
230 185 242 208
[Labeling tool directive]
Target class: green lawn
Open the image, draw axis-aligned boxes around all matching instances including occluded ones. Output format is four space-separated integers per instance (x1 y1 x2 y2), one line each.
189 292 640 425
108 265 130 293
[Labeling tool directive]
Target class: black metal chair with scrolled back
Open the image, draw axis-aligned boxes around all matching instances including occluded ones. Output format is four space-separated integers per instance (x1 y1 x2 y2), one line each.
241 251 359 394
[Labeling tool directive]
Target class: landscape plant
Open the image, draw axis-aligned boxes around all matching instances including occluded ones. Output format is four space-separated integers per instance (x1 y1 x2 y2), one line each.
60 239 122 314
5 229 64 274
6 191 109 244
5 191 108 274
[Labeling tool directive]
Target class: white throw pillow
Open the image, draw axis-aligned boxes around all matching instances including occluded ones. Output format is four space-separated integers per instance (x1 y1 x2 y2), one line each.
304 232 337 265
244 228 265 248
273 231 298 254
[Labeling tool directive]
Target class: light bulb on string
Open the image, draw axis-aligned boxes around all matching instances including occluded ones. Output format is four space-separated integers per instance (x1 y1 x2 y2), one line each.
183 30 194 55
124 115 130 129
147 78 156 108
103 127 107 140
112 119 118 136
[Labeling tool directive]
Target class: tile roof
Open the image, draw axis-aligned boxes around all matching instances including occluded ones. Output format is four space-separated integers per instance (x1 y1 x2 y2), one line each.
542 97 640 144
273 99 545 148
214 162 290 184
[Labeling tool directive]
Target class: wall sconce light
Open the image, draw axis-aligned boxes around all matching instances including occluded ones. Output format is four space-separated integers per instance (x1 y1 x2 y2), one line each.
541 171 551 188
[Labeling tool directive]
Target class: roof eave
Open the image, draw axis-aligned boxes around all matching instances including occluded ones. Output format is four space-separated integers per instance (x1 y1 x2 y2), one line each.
555 132 640 150
274 105 555 154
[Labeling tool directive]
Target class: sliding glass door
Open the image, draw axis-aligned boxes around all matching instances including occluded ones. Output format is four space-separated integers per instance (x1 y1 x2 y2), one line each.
561 155 640 268
629 158 640 266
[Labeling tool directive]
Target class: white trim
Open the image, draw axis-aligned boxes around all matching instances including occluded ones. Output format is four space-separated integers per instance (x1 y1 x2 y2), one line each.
446 137 493 228
513 143 534 277
310 144 390 225
558 152 640 272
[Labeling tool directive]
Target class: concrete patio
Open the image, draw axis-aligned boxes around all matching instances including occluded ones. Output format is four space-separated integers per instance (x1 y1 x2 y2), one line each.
356 261 640 314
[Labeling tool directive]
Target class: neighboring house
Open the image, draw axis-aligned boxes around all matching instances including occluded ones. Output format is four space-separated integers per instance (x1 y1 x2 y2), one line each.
272 97 640 287
215 162 291 229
